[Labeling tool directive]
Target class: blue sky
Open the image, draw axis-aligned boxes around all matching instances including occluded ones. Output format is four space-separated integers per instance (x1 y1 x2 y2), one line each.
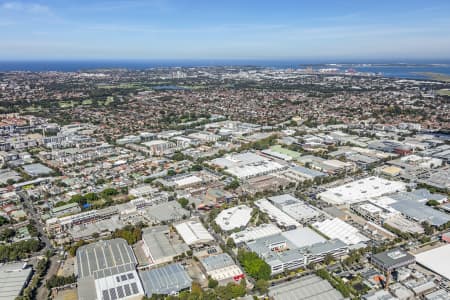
1 0 450 60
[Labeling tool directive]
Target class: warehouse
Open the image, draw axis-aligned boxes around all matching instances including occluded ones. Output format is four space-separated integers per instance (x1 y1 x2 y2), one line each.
415 244 450 280
144 201 190 223
385 190 450 227
141 226 189 266
318 176 406 205
211 152 287 179
22 163 53 176
139 263 192 296
230 223 282 246
200 253 244 284
255 199 300 229
289 165 327 180
371 248 415 273
280 228 326 248
215 205 252 231
76 238 145 300
268 274 344 300
312 218 370 245
175 220 214 246
0 262 32 300
268 194 323 224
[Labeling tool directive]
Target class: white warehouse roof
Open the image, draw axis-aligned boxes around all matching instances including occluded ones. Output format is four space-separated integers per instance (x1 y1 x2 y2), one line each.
175 220 214 245
312 218 369 245
318 176 406 205
255 199 300 228
215 205 252 231
415 244 450 280
230 223 282 244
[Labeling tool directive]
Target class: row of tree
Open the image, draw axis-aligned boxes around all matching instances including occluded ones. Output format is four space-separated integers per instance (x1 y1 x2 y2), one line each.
0 239 42 262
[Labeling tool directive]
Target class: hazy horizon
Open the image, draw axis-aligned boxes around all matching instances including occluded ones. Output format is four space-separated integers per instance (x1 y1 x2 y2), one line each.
1 0 450 60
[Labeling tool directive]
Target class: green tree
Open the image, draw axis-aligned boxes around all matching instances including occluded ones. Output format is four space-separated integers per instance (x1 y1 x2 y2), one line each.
208 277 219 289
237 249 271 280
225 180 240 191
254 279 269 295
177 198 189 208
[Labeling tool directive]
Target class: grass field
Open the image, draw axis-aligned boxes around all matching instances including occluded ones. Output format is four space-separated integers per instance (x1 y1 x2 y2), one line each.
270 145 302 160
416 72 450 82
104 96 114 105
437 89 450 96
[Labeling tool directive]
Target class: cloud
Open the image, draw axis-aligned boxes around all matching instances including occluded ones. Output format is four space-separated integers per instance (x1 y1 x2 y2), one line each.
1 1 51 14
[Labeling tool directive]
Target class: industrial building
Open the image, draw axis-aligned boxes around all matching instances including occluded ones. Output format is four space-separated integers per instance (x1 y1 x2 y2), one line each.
215 205 252 231
268 274 344 300
22 163 53 176
371 248 415 273
200 253 244 284
415 244 450 280
174 220 214 246
139 263 192 297
230 223 282 246
75 238 145 300
312 217 369 245
288 165 327 180
255 198 300 229
0 262 32 300
141 226 189 266
211 152 287 180
268 194 323 224
318 176 406 205
383 189 450 227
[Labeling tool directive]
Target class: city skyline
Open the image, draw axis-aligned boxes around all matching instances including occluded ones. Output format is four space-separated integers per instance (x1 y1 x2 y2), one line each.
1 0 450 60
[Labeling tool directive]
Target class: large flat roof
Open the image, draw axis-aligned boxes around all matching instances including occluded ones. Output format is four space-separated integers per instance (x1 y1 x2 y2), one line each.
255 199 300 228
268 274 344 300
175 220 214 245
200 253 236 272
0 263 32 300
142 226 189 263
269 194 322 222
76 238 143 300
139 263 192 296
23 163 53 176
211 152 286 179
230 223 282 244
312 218 369 245
76 238 137 279
385 190 450 227
319 176 406 205
281 228 326 248
215 205 252 231
416 244 450 280
371 248 415 270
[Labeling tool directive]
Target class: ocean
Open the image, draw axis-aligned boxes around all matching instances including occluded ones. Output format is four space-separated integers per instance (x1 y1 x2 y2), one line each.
1 60 450 80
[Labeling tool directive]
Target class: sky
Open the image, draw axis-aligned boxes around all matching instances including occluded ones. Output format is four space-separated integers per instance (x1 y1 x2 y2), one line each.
1 0 450 60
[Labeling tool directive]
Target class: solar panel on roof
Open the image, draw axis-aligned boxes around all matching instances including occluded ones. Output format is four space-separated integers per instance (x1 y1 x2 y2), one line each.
116 276 120 283
102 290 110 300
117 286 124 298
124 284 131 296
109 288 117 300
131 282 139 294
127 273 134 279
121 274 127 281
